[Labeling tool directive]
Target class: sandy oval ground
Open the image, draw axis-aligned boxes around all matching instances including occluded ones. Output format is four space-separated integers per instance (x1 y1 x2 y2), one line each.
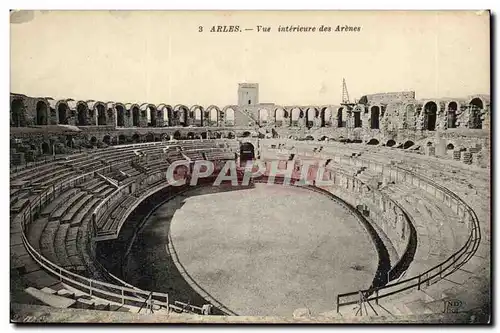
159 183 378 316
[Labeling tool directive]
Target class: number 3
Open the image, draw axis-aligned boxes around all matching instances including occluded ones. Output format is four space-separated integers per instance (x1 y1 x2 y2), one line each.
198 26 203 32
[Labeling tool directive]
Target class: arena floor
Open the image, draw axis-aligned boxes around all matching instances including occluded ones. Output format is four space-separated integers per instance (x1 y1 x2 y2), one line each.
128 183 379 317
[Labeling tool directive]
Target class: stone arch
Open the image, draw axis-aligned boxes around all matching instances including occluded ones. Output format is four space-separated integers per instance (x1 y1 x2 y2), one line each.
36 100 49 125
337 107 344 128
96 102 107 126
76 102 88 126
403 140 414 149
367 138 379 145
370 106 380 129
469 97 484 129
173 130 182 140
290 107 301 126
103 135 111 145
187 132 195 139
157 104 172 127
423 101 438 131
320 107 332 127
118 134 126 144
141 104 157 127
11 98 25 127
173 104 190 127
447 143 455 150
223 106 235 126
115 103 126 127
306 107 317 128
258 108 269 126
56 101 69 125
386 139 396 147
191 105 204 126
206 105 220 126
131 105 140 127
447 101 458 129
90 136 97 146
240 142 255 166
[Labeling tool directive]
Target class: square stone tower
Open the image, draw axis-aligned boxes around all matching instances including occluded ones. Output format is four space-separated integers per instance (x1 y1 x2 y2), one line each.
238 83 259 106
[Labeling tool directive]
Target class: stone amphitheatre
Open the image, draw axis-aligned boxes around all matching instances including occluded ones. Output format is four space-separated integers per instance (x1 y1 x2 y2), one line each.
9 83 491 323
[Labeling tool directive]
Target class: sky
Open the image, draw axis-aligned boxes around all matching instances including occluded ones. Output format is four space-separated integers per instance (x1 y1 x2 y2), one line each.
10 10 490 106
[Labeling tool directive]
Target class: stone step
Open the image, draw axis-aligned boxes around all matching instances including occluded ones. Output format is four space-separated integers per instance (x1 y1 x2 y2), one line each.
50 192 85 221
24 287 77 308
70 197 101 227
27 217 50 252
54 223 73 269
61 194 93 224
40 221 60 265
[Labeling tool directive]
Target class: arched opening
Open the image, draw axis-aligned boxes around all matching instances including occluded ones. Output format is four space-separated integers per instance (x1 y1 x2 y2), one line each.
306 108 316 128
36 101 48 125
258 109 268 126
41 142 50 154
90 137 97 146
103 135 111 145
354 112 361 128
77 103 87 126
241 131 251 138
447 102 457 129
173 131 181 140
423 101 437 131
132 106 140 126
11 99 24 127
320 107 331 127
305 135 314 141
225 108 235 126
116 105 125 127
192 107 203 126
58 102 69 125
291 108 301 127
208 107 219 126
145 133 155 142
337 108 344 127
215 132 222 139
178 106 189 127
200 132 208 139
274 108 285 127
186 132 194 139
240 142 255 167
386 140 396 147
319 135 329 141
66 135 74 148
97 104 106 126
132 133 140 143
469 98 484 129
403 141 414 149
447 143 455 150
426 141 433 147
367 138 379 145
370 106 380 129
117 135 125 144
227 132 235 139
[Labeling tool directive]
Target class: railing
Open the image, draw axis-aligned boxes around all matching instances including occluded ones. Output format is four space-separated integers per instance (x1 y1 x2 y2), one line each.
336 168 481 312
13 166 175 313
